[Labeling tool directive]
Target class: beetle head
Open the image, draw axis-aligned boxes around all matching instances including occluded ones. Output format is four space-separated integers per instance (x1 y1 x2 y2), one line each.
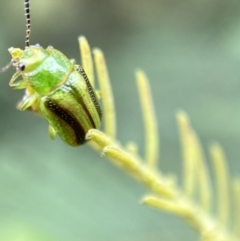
8 45 48 72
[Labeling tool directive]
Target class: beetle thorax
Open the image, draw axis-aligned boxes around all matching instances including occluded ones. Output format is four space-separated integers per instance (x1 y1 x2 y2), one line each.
9 45 74 96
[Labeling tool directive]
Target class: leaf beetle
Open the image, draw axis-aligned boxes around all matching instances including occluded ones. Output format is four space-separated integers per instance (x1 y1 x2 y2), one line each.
0 0 102 146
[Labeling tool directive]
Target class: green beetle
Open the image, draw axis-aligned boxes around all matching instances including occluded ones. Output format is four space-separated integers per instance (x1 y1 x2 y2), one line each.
0 0 101 146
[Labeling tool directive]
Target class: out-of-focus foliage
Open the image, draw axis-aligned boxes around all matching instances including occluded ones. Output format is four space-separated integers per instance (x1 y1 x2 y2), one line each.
0 0 240 240
1 222 56 241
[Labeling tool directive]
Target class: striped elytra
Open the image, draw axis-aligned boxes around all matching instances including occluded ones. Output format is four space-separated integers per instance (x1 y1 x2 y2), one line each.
40 66 102 146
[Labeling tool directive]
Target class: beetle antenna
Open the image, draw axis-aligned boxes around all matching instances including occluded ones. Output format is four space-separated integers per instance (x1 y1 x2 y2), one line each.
1 1 31 73
0 61 12 73
24 0 31 47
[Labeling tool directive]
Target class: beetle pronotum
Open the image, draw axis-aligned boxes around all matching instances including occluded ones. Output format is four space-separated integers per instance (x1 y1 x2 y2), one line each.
0 0 102 146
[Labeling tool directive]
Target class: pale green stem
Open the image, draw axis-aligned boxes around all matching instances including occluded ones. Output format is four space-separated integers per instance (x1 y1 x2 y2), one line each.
86 129 177 198
136 70 159 170
142 195 234 241
210 143 230 226
191 131 211 212
78 36 95 87
102 145 177 198
93 48 116 139
142 195 194 219
176 111 196 198
232 178 240 236
177 111 211 211
86 129 116 149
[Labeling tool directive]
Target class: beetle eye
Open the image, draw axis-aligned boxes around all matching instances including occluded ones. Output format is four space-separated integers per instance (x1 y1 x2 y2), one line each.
19 63 25 71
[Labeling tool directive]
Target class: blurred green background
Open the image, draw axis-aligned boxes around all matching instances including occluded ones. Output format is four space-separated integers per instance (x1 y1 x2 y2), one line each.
0 0 240 240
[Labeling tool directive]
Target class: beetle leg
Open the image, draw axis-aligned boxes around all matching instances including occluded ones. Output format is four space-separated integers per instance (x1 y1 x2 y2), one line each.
70 58 76 64
10 79 28 89
9 71 28 89
48 125 57 140
18 93 39 111
95 90 101 100
17 89 42 114
9 77 28 89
